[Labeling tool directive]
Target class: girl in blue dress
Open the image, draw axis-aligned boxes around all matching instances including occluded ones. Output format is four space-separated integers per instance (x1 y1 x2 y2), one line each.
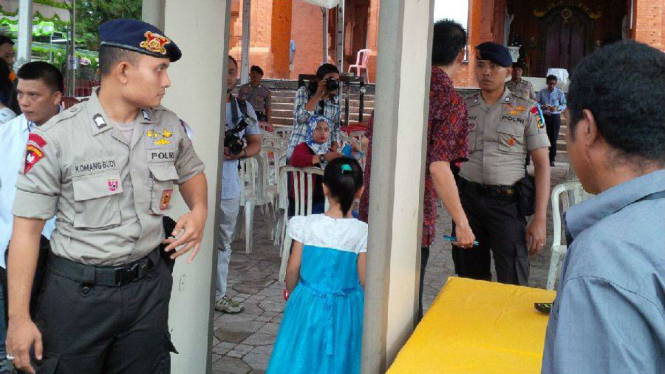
267 157 367 374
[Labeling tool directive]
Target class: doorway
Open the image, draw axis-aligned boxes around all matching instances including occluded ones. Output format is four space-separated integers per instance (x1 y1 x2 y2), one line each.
542 7 593 74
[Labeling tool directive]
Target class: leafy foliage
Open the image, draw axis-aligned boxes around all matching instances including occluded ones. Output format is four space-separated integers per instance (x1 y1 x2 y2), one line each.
75 0 142 50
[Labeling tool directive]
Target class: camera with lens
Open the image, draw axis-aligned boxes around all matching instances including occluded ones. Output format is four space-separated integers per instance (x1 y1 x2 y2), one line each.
326 78 339 92
225 114 258 155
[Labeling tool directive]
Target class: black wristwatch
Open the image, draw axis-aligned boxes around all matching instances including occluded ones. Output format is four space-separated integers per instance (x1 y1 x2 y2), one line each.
319 154 325 164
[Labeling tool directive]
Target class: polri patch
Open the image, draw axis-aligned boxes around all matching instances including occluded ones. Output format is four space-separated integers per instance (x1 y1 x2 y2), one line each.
160 189 173 210
24 133 47 173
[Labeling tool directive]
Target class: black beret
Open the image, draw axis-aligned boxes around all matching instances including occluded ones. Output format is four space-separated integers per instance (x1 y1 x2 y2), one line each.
476 42 512 67
512 61 526 70
99 19 181 62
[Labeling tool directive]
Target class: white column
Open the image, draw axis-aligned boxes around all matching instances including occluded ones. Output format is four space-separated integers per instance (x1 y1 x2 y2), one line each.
322 7 329 64
16 0 33 69
361 0 434 373
335 2 344 70
163 0 230 373
240 0 251 85
142 0 166 29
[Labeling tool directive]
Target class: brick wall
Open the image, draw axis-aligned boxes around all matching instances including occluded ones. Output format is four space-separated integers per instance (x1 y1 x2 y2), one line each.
289 1 331 79
634 0 665 50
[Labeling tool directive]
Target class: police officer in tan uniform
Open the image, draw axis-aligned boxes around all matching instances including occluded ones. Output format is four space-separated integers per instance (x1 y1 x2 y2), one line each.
452 42 550 285
505 61 536 100
6 20 208 373
238 65 272 122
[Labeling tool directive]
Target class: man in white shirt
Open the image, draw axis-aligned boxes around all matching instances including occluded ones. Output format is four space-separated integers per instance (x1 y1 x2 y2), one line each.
0 61 62 370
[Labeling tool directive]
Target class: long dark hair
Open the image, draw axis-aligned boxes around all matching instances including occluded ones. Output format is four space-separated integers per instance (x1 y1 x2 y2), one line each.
307 63 340 99
0 59 18 114
323 157 363 216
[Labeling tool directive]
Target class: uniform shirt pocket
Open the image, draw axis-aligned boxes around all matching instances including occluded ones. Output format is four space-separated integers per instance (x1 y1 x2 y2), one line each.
72 172 123 229
497 121 525 154
149 163 179 215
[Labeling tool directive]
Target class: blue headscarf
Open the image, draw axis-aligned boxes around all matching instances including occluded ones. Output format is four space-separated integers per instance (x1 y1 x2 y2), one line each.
305 115 332 155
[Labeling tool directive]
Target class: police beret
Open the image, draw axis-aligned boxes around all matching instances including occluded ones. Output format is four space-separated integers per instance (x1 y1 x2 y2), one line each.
476 42 512 67
513 61 526 70
99 19 181 62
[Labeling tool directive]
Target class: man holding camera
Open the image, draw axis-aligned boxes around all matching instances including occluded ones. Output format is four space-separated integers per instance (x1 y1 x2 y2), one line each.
287 63 341 161
215 56 262 314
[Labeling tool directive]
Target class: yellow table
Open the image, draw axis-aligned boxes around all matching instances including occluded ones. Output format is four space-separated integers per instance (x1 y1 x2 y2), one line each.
388 277 556 374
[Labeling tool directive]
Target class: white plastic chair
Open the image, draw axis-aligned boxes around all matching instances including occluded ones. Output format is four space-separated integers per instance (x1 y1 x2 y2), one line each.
263 135 289 152
546 181 594 290
277 166 328 282
258 146 287 238
235 156 268 254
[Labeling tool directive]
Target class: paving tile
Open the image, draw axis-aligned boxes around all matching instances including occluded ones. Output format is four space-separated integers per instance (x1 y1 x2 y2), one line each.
244 345 274 370
212 356 251 374
240 332 276 346
214 321 266 344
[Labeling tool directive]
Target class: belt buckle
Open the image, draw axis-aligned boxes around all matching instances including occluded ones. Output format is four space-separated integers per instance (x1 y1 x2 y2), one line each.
114 262 140 287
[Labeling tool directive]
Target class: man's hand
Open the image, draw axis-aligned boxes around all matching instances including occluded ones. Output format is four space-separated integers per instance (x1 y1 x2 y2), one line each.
323 152 341 162
6 317 42 374
453 223 476 249
224 147 245 161
526 217 547 255
315 79 328 99
163 208 207 263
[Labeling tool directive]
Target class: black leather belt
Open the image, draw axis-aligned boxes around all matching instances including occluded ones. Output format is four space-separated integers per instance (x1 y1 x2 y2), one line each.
47 249 157 287
458 178 518 197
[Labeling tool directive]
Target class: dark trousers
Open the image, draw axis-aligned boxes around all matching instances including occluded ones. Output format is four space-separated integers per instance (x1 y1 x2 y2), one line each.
418 246 430 322
544 113 561 163
0 235 51 325
451 180 530 285
32 249 175 374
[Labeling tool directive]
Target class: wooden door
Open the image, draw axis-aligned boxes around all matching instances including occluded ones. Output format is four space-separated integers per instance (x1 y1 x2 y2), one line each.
543 8 592 75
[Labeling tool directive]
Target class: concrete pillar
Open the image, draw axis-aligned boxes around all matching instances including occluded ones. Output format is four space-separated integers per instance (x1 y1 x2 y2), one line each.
142 0 166 29
361 0 434 373
163 0 230 373
16 0 33 69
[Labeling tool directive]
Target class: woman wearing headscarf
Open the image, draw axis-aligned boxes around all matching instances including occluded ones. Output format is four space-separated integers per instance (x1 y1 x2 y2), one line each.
287 115 341 215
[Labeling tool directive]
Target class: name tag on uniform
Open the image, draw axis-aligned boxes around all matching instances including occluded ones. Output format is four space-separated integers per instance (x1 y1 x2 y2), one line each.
72 159 117 177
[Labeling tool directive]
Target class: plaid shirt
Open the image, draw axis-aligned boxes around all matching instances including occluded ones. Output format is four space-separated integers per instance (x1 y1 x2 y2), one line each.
287 86 341 159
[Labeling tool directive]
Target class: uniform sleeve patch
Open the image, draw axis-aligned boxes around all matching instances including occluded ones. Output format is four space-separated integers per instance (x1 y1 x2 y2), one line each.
531 106 545 129
25 133 47 173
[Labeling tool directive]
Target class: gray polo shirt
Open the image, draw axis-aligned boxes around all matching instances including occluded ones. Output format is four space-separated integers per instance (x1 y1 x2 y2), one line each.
542 170 665 374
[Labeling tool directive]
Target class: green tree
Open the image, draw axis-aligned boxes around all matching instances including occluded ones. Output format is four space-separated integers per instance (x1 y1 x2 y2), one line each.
75 0 142 50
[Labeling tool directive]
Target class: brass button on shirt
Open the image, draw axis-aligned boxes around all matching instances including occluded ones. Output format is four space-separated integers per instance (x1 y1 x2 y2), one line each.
12 90 205 266
460 88 550 186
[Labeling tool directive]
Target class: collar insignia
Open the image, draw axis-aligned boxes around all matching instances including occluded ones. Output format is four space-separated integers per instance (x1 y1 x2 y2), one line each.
140 31 171 55
93 114 107 129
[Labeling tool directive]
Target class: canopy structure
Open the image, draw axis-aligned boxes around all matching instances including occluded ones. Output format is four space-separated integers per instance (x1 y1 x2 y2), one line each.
0 0 70 23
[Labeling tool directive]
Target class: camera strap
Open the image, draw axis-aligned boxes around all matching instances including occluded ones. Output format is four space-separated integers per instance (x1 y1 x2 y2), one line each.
229 95 250 128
